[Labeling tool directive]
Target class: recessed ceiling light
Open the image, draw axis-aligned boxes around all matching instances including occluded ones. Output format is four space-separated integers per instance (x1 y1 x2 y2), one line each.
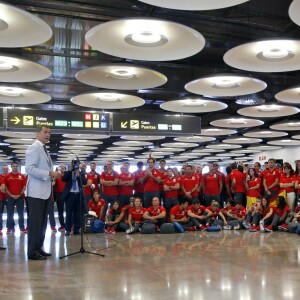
258 105 280 112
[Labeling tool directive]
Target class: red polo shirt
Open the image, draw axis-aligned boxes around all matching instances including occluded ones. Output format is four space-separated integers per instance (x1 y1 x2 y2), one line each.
264 168 280 191
100 171 119 196
164 177 179 198
181 174 199 197
119 172 135 195
5 172 26 196
142 168 160 192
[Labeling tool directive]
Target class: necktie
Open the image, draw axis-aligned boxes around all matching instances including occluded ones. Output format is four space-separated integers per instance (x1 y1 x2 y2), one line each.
43 145 48 156
72 172 77 190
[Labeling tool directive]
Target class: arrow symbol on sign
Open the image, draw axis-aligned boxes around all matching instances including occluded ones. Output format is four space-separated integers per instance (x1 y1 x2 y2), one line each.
121 121 128 128
10 116 20 125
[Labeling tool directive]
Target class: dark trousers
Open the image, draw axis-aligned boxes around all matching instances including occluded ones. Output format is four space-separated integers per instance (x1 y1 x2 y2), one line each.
7 197 25 229
56 192 65 227
65 193 81 233
27 197 49 256
0 199 7 230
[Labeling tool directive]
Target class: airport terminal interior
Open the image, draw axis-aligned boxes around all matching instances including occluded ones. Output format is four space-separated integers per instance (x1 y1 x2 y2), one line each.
1 0 300 299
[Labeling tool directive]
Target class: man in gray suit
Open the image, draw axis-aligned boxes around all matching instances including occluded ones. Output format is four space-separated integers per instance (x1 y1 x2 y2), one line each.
25 125 59 260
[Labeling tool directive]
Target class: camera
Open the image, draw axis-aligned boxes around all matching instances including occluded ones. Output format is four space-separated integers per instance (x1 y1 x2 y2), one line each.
72 159 80 170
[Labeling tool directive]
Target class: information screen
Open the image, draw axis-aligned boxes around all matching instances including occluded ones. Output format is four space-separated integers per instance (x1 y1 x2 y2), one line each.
112 113 201 135
7 109 110 132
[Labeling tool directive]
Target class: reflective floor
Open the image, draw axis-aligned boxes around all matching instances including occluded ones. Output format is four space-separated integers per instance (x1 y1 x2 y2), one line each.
0 226 300 300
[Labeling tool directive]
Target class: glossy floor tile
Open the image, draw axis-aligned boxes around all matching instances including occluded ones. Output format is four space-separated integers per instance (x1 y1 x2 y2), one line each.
0 226 300 300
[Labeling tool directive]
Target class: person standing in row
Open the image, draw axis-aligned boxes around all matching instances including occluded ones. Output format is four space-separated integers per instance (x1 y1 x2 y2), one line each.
5 161 27 234
25 125 60 260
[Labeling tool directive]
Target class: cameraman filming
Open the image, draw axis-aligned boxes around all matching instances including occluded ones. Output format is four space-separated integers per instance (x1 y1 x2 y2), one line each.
61 160 87 236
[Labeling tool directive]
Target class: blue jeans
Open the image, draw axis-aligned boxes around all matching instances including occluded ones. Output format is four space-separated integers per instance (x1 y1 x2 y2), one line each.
7 197 25 229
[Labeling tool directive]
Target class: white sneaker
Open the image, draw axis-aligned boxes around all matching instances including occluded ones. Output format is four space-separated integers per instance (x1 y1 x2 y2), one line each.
233 224 241 230
223 225 232 230
126 227 134 234
259 220 265 232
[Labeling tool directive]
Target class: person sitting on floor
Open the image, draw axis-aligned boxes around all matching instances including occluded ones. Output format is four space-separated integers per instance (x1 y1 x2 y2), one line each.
170 198 194 232
87 189 105 220
143 196 166 232
126 197 146 234
206 200 228 229
105 200 124 234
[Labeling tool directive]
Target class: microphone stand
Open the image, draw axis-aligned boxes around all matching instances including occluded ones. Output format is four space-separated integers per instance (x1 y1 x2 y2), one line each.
60 153 104 259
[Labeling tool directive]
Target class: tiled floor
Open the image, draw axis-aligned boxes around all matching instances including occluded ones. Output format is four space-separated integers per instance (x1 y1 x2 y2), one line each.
0 227 300 300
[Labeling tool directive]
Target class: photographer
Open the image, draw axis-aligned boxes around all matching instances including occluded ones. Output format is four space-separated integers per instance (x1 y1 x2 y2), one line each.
61 160 87 236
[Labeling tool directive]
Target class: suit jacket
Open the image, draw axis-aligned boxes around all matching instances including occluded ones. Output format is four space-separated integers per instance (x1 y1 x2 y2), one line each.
61 170 87 200
25 140 53 200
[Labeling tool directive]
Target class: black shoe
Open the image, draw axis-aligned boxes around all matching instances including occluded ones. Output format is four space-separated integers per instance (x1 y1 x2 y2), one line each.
39 250 52 257
0 246 6 250
65 231 70 236
28 254 47 260
73 231 80 235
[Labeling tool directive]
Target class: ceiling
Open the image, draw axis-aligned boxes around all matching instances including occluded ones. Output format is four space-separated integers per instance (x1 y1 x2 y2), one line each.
0 0 300 165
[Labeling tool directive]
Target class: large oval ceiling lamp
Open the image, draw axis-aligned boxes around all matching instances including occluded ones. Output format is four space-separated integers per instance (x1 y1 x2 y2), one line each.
71 91 144 109
76 64 167 90
270 120 300 131
289 0 300 26
62 134 110 140
0 55 51 82
267 139 300 146
185 74 266 97
85 18 205 61
210 118 264 128
138 0 249 10
120 135 165 141
0 3 52 47
200 128 237 136
275 86 300 104
174 136 216 143
222 137 262 144
160 99 227 113
0 86 50 104
237 104 299 118
243 130 288 138
224 39 300 72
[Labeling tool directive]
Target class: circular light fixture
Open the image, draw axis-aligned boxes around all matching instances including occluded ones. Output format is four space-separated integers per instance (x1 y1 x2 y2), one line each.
0 86 50 104
113 141 153 147
222 137 262 144
267 139 300 146
247 145 282 151
0 3 52 47
85 18 205 61
120 135 165 141
238 104 299 118
210 118 264 128
174 136 215 143
137 0 249 10
71 91 144 109
289 0 300 26
185 74 267 97
161 142 198 148
0 55 51 82
200 128 237 136
275 86 300 104
206 143 242 150
270 121 300 131
160 99 227 113
62 134 109 140
60 140 103 146
243 130 288 138
76 64 167 90
224 39 300 72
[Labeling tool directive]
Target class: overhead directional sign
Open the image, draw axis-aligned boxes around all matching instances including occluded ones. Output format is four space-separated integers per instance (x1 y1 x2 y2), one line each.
7 109 110 132
112 113 201 135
